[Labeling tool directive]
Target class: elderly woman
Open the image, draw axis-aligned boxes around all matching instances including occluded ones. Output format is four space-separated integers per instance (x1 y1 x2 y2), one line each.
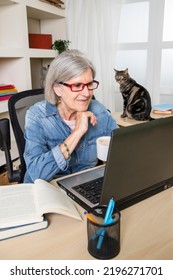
24 49 118 183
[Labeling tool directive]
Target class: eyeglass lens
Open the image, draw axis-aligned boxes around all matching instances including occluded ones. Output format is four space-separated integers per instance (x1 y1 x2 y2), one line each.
72 81 98 91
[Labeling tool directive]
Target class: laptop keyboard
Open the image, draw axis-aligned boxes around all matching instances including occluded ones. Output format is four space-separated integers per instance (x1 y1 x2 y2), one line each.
72 177 104 204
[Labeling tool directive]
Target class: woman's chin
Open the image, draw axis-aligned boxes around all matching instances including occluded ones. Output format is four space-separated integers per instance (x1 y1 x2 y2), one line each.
76 101 90 111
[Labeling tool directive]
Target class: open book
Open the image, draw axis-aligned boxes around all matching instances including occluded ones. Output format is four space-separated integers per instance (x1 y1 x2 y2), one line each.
0 179 81 229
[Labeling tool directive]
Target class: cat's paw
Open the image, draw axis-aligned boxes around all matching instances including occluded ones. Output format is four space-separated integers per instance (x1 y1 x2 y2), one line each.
133 116 146 121
121 113 126 118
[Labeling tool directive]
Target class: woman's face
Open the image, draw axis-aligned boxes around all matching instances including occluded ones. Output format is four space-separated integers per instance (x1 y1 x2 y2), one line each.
54 68 94 113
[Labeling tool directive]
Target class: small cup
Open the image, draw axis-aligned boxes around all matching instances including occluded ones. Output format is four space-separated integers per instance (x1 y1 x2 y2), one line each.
96 136 111 162
87 206 121 259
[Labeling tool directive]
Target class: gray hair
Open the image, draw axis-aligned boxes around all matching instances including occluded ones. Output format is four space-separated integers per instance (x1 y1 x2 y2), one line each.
44 49 96 104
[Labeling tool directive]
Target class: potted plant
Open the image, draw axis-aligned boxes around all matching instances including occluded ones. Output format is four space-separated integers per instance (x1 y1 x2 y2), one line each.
52 39 71 53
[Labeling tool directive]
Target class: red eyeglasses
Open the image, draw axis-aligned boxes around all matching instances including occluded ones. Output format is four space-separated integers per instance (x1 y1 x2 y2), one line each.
57 80 99 92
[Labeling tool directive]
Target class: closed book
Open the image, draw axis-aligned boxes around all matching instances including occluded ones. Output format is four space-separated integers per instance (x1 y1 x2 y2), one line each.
0 84 15 90
0 217 48 241
0 89 17 94
152 103 173 111
0 92 17 96
0 95 13 101
152 109 173 115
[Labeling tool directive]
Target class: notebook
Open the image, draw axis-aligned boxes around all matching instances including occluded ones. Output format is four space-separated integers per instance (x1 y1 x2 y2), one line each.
56 116 173 211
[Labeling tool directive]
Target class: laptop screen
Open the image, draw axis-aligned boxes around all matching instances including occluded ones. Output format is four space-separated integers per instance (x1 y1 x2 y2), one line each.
100 116 173 209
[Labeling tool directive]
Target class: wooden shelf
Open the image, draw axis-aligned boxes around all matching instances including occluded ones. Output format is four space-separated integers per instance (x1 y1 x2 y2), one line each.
27 5 65 20
0 47 24 58
27 49 57 58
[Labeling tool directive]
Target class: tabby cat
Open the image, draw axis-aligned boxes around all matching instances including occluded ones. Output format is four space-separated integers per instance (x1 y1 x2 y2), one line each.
114 68 152 121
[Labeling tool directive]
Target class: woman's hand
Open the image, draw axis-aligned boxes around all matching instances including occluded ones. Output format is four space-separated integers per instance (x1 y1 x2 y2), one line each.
60 111 97 160
74 111 97 136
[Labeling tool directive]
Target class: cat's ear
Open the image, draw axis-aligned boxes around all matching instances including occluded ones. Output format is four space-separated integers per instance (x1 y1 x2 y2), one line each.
114 68 117 74
125 68 128 74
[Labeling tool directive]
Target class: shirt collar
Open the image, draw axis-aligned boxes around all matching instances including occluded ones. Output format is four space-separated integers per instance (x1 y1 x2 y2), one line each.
45 100 60 117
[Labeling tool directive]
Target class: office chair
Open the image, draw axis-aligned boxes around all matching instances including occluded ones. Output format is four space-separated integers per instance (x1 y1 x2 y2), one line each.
0 88 44 183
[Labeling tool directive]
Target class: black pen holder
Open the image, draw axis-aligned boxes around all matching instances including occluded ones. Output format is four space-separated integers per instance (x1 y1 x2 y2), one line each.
87 205 121 259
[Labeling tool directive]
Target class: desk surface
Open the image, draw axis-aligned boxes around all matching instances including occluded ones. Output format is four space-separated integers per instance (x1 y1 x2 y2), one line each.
0 184 173 260
113 112 172 127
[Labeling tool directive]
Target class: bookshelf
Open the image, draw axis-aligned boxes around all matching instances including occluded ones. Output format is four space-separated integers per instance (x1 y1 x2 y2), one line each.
0 0 66 105
0 0 66 167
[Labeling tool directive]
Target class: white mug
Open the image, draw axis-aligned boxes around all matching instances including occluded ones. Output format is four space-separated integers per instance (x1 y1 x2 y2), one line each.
96 136 111 162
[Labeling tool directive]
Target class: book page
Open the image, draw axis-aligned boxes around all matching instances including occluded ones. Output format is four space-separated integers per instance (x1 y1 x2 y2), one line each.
34 179 81 220
0 184 43 228
0 180 81 228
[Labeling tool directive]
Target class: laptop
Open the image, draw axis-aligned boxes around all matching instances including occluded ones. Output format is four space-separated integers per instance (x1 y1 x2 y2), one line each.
56 116 173 211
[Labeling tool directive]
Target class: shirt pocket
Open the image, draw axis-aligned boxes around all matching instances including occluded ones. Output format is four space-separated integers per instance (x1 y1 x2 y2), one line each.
84 138 97 163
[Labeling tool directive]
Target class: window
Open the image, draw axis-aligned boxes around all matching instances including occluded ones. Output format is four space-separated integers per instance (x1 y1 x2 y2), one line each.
115 0 173 105
118 2 149 43
161 0 173 93
163 0 173 41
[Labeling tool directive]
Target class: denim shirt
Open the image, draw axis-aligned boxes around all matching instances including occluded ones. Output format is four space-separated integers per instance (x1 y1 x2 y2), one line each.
24 99 118 183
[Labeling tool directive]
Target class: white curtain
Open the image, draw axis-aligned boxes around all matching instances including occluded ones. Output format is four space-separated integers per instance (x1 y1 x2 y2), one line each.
65 0 122 112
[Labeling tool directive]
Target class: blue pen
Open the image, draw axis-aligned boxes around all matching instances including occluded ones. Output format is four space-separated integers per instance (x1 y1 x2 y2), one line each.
92 198 115 240
96 197 115 249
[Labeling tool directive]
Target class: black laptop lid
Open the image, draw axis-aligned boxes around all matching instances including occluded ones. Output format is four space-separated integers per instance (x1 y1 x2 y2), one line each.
100 116 173 209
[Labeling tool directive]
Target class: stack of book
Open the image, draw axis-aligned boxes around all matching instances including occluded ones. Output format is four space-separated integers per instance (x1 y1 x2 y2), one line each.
0 84 18 101
39 0 64 8
0 179 81 241
152 104 173 115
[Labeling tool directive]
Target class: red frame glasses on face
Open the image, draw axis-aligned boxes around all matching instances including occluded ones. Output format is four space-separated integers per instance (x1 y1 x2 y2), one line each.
57 80 99 92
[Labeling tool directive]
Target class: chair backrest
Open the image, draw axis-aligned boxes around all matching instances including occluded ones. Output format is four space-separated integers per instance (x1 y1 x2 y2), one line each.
8 88 44 182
